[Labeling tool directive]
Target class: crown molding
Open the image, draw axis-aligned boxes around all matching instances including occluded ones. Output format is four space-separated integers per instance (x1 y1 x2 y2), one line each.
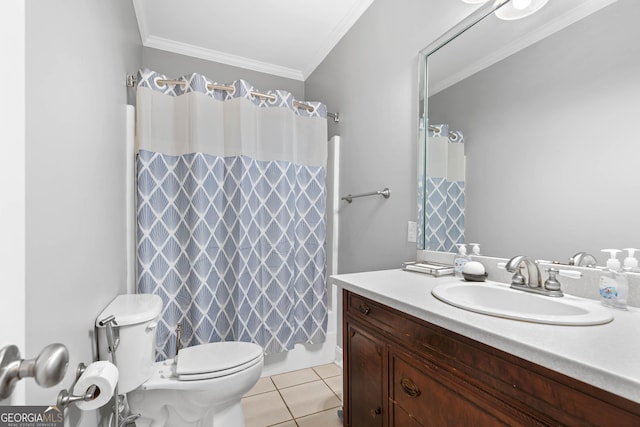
143 36 305 81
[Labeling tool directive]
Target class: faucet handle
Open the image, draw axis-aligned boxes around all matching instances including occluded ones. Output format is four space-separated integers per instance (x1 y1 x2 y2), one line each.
511 269 526 286
544 268 564 297
498 260 526 286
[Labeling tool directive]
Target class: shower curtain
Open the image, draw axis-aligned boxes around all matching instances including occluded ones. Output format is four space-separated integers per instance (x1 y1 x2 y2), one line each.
135 69 328 359
424 124 465 252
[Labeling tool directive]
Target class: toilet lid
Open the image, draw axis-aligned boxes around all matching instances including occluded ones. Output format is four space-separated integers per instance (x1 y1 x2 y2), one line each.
175 342 263 380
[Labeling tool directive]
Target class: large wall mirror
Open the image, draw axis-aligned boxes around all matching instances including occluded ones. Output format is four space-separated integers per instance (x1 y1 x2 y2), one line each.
418 0 640 265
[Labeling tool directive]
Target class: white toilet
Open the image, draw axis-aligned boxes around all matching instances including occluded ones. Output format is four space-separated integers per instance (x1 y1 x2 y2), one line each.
96 294 264 427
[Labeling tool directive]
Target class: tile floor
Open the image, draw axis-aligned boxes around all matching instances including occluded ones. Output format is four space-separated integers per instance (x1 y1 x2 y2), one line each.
242 363 343 427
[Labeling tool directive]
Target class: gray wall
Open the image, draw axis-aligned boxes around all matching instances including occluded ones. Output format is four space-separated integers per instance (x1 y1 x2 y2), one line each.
305 0 473 273
143 47 305 100
429 0 640 262
25 0 141 423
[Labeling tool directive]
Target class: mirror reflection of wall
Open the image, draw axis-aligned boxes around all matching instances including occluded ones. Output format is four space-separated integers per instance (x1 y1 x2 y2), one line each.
425 0 640 263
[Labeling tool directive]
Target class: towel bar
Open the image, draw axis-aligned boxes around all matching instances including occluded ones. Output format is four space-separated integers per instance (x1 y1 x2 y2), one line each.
341 188 390 203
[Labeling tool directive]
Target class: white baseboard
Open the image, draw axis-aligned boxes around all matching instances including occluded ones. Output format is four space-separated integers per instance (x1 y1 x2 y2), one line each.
334 345 343 369
262 330 338 377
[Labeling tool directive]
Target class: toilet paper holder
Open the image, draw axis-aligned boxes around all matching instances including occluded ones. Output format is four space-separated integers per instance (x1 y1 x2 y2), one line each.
57 363 99 409
57 361 139 427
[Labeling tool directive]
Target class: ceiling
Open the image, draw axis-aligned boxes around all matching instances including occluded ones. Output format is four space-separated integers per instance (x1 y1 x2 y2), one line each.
132 0 619 84
132 0 376 81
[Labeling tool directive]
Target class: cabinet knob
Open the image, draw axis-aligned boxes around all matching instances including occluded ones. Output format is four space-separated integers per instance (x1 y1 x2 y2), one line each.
400 377 421 398
359 302 371 315
370 407 382 417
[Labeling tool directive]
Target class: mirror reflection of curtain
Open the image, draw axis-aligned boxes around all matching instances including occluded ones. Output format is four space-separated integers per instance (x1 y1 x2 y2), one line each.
425 125 465 252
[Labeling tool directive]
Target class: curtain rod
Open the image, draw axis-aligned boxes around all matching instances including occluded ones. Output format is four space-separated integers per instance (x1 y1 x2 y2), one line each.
126 74 339 122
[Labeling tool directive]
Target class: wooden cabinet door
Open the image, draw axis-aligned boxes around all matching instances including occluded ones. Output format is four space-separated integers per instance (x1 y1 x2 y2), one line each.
346 321 385 427
391 403 423 427
390 351 529 427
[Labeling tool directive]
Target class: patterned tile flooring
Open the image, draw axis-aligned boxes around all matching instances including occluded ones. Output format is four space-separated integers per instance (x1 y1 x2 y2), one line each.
242 363 343 427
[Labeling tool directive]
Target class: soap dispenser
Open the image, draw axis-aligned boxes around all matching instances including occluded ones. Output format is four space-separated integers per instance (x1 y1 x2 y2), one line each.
469 243 481 256
623 248 639 272
599 249 628 310
454 244 470 278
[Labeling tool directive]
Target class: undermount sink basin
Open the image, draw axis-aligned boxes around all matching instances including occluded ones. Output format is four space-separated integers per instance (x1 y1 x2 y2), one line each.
432 281 613 326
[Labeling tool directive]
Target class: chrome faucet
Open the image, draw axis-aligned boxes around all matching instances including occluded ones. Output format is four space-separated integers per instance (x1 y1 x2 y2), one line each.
568 252 597 267
505 255 563 297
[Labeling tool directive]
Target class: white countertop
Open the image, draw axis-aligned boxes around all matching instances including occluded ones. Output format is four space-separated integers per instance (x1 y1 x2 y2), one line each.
331 268 640 403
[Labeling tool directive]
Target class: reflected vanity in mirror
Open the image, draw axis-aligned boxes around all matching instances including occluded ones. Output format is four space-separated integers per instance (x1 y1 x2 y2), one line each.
417 0 640 265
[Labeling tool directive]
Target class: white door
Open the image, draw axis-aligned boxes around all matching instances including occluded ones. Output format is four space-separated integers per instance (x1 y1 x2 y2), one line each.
0 0 26 405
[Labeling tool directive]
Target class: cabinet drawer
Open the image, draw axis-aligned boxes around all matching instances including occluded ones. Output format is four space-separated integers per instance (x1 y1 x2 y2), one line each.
346 292 408 332
346 292 457 358
390 352 530 426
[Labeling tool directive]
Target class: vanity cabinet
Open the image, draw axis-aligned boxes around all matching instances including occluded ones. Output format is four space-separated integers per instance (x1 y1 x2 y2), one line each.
346 322 385 426
342 289 640 426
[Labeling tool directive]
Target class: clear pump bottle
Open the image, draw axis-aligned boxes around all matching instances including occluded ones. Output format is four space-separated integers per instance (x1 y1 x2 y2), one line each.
623 248 639 272
599 249 628 310
454 244 471 278
469 243 481 256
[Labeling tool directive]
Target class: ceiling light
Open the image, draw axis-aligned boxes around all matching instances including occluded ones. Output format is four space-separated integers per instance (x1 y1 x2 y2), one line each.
495 0 549 20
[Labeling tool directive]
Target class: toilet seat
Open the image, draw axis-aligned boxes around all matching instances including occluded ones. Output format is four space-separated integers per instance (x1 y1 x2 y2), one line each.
176 342 264 381
140 342 264 391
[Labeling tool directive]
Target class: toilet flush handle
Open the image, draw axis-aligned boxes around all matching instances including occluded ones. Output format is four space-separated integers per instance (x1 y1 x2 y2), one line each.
145 322 158 332
175 323 182 356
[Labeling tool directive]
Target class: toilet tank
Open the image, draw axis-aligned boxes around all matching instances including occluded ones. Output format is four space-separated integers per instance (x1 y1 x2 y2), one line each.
96 294 163 393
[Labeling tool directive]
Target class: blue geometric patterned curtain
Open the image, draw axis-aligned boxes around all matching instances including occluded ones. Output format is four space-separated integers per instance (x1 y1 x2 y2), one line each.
135 69 328 359
424 124 465 252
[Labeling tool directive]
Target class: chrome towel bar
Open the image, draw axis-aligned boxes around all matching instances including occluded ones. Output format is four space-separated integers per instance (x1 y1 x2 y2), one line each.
341 187 390 203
